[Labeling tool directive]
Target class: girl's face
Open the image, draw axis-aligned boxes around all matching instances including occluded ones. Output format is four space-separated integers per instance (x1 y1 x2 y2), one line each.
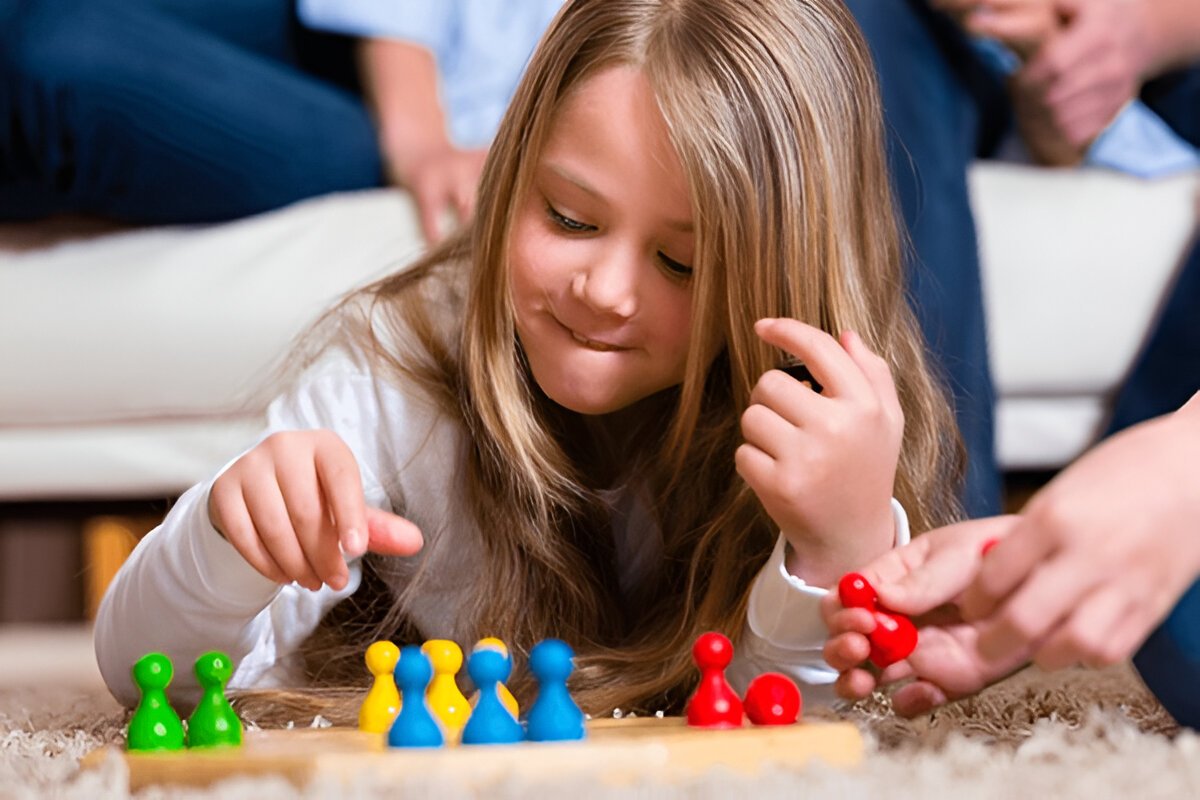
509 66 696 416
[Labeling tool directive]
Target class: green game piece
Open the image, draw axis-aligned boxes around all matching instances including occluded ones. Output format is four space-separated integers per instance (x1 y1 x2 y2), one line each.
186 651 243 748
127 652 185 752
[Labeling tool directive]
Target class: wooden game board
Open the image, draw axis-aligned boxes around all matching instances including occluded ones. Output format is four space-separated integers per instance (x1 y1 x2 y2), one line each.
82 716 863 791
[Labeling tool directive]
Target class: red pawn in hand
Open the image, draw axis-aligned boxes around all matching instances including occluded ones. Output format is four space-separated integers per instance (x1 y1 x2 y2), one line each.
837 572 917 669
686 632 744 728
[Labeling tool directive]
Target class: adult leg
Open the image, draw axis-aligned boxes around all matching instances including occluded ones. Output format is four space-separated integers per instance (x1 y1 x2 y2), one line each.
0 0 381 223
844 0 1008 516
1106 70 1200 433
1133 579 1200 729
1106 241 1200 432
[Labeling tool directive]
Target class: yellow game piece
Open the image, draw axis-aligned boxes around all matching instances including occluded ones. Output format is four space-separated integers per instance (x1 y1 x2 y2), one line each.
472 637 519 719
421 640 471 740
358 641 401 733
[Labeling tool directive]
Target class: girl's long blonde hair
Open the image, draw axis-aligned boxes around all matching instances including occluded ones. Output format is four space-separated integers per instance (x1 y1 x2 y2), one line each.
301 0 962 717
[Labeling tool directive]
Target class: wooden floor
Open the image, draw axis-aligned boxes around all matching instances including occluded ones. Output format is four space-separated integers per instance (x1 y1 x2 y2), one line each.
0 623 105 690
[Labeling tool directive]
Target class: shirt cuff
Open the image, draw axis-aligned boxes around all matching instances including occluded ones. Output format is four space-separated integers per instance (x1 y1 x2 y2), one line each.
745 498 911 646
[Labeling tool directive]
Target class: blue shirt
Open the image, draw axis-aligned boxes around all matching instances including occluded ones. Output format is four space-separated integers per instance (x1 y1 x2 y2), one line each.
298 0 564 148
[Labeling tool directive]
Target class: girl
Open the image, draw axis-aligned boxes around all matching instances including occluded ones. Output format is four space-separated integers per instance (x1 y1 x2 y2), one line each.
96 0 962 716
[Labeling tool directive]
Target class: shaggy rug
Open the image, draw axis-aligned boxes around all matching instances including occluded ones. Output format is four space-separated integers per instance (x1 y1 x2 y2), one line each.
2 664 1197 799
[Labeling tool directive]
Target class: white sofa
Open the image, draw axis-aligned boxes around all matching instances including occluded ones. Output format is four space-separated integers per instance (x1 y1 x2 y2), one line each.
1 163 1197 501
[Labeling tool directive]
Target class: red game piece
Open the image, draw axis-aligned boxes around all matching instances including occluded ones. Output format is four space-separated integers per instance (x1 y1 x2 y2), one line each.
837 572 878 609
743 673 802 725
685 632 744 728
837 571 919 669
868 611 918 668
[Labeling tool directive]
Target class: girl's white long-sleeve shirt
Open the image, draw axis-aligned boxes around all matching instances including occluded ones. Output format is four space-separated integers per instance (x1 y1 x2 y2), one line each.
94 353 909 712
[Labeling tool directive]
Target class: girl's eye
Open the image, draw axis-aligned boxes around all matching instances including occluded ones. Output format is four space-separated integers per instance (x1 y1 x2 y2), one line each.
658 252 694 278
546 203 594 233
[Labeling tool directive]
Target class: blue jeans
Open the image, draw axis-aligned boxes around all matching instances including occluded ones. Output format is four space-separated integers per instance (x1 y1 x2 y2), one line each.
844 0 1007 517
0 0 382 222
1134 580 1200 729
1116 66 1200 730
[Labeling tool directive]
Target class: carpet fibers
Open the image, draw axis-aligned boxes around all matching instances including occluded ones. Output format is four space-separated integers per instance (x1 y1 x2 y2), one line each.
2 664 1197 799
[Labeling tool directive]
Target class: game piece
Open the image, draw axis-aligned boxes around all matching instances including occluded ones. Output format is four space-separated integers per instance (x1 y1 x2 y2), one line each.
472 637 520 719
526 639 585 742
387 646 445 749
186 651 243 748
685 632 744 729
127 652 185 752
461 648 524 745
837 572 918 668
981 537 1000 556
421 639 470 740
359 640 401 733
868 611 918 669
743 672 802 726
837 572 878 609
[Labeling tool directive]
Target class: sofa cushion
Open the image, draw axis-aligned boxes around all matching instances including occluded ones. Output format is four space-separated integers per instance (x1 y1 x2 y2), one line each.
0 190 423 427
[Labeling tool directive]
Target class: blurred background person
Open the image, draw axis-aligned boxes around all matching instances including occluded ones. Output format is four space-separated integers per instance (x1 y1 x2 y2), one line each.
843 0 1199 516
0 0 561 242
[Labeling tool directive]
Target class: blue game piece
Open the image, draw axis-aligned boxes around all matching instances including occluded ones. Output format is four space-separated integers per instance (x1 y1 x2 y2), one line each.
387 646 444 749
461 648 524 745
526 639 585 742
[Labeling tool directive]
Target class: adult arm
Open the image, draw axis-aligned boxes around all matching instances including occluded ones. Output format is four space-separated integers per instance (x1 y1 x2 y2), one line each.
356 39 487 243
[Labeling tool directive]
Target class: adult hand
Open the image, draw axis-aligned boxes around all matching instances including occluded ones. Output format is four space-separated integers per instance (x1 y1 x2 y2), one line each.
1010 0 1155 164
930 0 1062 60
387 145 488 244
821 516 1031 716
737 319 903 588
962 400 1200 672
209 430 424 592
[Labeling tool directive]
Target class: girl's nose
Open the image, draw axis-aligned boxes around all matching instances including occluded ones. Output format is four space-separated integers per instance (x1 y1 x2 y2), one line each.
571 245 639 318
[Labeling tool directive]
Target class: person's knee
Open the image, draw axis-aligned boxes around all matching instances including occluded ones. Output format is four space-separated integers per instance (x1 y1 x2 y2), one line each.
1134 580 1200 729
0 0 125 89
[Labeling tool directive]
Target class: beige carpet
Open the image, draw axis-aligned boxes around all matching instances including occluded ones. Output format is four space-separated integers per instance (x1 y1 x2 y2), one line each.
2 663 1197 799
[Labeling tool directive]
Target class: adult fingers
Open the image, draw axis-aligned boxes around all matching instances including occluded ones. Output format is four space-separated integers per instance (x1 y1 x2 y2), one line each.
413 179 449 244
892 681 951 718
974 554 1100 663
754 318 871 400
365 507 425 556
960 519 1055 620
1031 585 1133 671
879 517 1019 615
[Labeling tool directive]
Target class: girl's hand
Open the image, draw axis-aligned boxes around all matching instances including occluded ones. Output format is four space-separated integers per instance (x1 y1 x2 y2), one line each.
821 517 1031 716
208 430 424 592
962 409 1200 672
736 318 903 588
